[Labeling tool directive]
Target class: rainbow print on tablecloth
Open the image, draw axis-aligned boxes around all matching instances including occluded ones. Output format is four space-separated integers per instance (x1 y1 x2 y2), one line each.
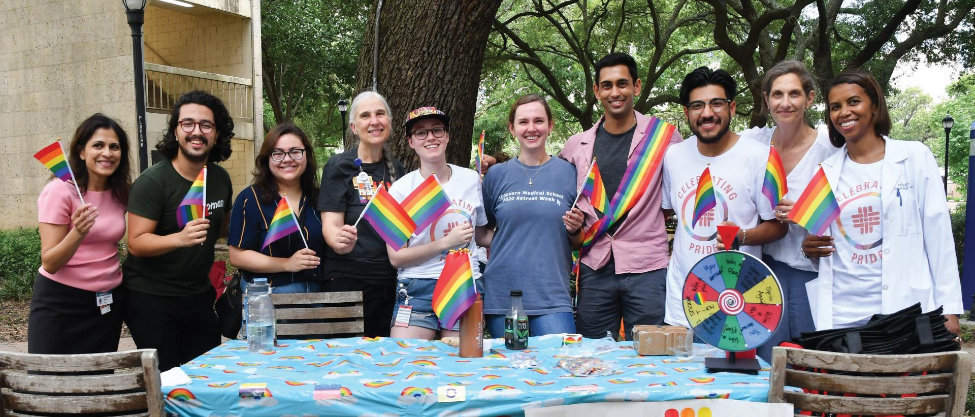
431 249 477 330
400 173 452 233
401 387 433 398
262 196 301 249
167 388 197 401
360 186 417 251
762 146 788 207
177 166 207 228
691 167 716 227
788 167 840 237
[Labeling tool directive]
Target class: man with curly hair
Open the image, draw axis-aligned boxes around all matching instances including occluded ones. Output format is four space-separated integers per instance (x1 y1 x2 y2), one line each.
122 90 235 371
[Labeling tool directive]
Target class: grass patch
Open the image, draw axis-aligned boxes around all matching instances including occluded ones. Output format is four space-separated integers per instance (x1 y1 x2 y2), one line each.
0 228 42 301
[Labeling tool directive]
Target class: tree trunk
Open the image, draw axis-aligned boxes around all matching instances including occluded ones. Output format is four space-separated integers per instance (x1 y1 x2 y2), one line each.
351 0 504 171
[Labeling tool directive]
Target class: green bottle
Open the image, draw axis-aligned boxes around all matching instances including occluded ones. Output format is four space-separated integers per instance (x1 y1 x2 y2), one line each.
504 290 528 350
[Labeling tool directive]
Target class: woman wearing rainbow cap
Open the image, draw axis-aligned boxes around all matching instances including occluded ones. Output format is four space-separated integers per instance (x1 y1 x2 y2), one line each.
386 106 487 340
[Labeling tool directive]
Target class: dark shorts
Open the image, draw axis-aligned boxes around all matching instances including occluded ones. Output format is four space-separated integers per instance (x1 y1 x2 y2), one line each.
28 273 123 354
576 255 666 341
122 286 220 372
391 278 484 331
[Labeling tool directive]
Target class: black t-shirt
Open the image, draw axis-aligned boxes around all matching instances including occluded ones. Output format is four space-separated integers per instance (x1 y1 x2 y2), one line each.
123 161 233 296
317 147 405 283
592 121 636 235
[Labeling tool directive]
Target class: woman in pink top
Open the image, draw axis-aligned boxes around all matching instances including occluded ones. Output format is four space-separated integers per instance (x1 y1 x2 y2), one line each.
29 113 132 354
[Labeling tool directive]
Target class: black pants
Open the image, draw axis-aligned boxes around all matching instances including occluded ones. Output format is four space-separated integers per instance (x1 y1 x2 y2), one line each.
122 286 220 371
324 278 395 337
28 273 123 354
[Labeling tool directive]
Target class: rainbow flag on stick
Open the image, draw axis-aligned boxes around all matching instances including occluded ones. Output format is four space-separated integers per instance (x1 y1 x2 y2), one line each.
432 249 477 329
475 130 485 179
262 195 307 250
572 158 609 214
177 166 207 228
355 185 416 251
34 140 86 204
692 167 717 227
401 174 452 233
762 146 788 207
788 167 840 237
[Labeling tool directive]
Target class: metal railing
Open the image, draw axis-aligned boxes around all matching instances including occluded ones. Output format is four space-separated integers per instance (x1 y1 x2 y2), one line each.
145 63 253 122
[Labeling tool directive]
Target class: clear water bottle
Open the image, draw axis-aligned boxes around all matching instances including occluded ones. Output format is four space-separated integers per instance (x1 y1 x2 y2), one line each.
246 278 275 353
504 290 528 350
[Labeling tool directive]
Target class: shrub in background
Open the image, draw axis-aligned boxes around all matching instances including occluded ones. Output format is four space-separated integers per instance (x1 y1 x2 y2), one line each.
0 228 42 301
952 204 965 277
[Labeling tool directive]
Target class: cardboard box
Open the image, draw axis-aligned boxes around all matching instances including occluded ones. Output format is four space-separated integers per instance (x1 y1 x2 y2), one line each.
632 325 692 356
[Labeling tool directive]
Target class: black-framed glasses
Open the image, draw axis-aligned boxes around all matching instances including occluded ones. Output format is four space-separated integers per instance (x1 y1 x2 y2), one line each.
411 127 446 141
687 98 733 112
179 119 215 134
270 149 306 162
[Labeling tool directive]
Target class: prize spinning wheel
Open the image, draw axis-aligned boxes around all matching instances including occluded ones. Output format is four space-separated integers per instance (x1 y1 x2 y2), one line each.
682 249 783 370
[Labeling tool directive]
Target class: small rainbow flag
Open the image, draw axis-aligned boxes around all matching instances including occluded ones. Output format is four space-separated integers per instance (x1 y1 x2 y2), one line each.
475 130 485 178
400 174 451 233
582 158 609 214
33 141 73 182
177 166 206 228
762 146 788 207
788 167 840 237
692 167 716 227
432 249 476 329
261 196 302 250
361 186 417 251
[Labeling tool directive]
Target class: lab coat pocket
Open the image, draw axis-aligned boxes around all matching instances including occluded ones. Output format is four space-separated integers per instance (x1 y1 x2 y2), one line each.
894 187 921 236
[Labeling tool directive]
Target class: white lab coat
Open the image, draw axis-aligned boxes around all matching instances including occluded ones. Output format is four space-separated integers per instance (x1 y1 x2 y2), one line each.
806 138 962 330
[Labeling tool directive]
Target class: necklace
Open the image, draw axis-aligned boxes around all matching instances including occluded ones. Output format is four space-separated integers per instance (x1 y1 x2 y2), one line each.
519 158 550 187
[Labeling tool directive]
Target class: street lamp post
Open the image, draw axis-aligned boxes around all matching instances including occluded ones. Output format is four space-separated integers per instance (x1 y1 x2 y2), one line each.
943 114 955 194
965 119 975 314
124 0 149 173
338 99 349 143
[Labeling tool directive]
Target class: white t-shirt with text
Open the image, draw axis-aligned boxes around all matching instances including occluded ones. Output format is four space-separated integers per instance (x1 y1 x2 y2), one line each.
661 136 776 327
387 164 487 280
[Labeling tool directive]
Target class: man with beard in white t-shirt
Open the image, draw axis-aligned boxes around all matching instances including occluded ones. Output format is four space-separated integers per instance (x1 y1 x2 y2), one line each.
662 67 788 330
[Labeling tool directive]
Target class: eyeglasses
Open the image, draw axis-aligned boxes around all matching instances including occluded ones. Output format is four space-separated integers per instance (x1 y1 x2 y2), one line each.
687 98 733 112
270 149 306 162
411 127 446 141
179 119 215 134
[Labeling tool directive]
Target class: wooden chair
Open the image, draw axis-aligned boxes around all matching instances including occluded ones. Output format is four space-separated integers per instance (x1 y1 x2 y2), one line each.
768 346 972 416
271 291 364 338
0 349 164 416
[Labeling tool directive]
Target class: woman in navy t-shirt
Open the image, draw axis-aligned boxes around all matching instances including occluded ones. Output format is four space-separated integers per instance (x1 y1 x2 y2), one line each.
229 122 324 293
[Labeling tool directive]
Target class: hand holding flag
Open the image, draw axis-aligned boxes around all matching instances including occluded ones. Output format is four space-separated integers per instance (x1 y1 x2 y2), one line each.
177 166 207 228
788 167 840 237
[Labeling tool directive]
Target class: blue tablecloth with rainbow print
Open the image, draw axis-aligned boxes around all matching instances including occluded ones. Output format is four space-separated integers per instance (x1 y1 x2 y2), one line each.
163 335 771 416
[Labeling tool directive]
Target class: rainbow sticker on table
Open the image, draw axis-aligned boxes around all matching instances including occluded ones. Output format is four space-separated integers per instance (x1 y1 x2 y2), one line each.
239 383 273 398
682 250 783 352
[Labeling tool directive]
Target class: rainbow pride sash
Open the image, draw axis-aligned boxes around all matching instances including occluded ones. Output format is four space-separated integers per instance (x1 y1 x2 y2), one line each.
582 116 676 249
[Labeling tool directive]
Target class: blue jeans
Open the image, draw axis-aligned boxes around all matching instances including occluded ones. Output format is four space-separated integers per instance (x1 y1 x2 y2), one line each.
485 312 576 338
391 278 484 331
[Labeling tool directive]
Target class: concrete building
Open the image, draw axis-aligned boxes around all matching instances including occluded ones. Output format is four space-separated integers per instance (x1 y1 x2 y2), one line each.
0 0 262 229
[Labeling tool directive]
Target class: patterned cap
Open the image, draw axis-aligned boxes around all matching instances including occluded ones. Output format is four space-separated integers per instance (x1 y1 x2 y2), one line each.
404 106 450 134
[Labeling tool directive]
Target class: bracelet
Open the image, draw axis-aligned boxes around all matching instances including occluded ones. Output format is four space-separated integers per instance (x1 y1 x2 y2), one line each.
739 229 747 246
568 226 582 236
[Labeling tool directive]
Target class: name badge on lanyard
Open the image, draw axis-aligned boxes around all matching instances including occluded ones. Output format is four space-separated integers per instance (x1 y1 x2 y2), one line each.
96 291 113 315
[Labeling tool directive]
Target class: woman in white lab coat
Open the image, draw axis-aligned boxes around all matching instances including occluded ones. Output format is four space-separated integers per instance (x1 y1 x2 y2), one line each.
802 70 962 334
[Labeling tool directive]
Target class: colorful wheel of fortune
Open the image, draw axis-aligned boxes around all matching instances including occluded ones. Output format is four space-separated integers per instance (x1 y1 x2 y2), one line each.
682 250 783 352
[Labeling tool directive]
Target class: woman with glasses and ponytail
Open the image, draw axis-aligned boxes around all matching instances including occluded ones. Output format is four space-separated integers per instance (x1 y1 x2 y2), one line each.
229 122 324 294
